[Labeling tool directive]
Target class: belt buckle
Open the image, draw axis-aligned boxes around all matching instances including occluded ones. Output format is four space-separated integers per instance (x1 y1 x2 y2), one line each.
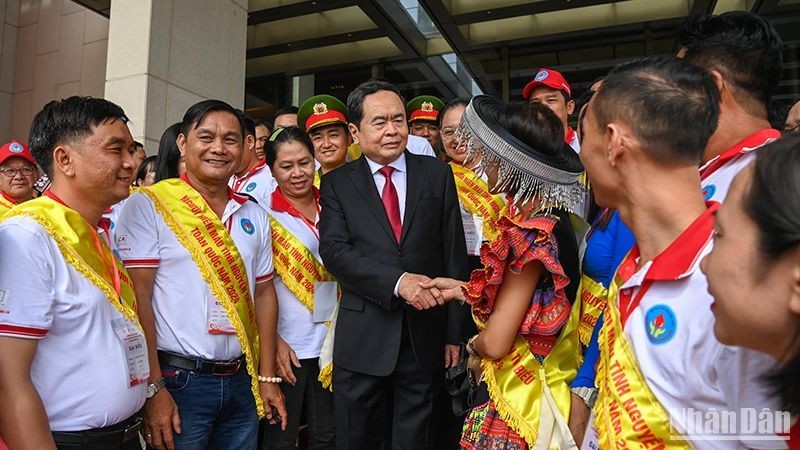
212 360 240 376
122 418 142 442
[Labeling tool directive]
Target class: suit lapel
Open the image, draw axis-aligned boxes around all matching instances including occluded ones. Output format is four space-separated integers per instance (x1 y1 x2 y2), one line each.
348 157 398 245
400 152 424 246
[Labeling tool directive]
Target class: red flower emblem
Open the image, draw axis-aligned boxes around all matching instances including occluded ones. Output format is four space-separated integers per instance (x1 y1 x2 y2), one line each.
653 314 665 329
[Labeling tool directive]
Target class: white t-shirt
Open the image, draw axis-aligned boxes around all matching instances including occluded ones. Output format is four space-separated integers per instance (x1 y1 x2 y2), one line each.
229 161 277 207
265 190 328 360
0 216 147 431
407 134 436 157
116 182 274 361
700 128 780 203
618 206 784 449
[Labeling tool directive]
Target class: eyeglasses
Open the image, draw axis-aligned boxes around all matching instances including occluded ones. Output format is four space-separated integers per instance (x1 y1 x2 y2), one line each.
0 166 35 177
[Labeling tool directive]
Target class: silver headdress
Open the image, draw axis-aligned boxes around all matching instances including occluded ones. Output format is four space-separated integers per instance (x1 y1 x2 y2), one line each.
456 95 585 213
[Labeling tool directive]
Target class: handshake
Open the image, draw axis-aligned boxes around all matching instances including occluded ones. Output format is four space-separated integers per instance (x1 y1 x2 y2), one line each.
398 274 467 310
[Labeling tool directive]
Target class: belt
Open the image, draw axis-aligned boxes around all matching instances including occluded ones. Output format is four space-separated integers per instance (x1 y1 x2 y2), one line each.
52 415 141 446
158 350 245 376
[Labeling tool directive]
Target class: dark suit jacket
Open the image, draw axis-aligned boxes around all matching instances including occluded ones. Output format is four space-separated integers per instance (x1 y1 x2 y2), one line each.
319 151 470 376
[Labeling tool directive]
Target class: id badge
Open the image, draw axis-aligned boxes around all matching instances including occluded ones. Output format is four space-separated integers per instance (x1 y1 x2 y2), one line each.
580 412 600 450
461 210 483 256
313 281 338 323
111 318 150 387
207 297 236 335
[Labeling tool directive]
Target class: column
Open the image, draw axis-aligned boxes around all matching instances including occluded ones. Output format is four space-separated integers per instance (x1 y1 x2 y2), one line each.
104 0 247 153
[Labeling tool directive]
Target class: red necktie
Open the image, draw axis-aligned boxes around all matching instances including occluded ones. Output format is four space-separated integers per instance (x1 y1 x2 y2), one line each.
378 166 402 242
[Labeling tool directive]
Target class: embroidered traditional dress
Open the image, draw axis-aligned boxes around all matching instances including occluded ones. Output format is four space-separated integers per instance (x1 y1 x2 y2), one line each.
461 211 580 450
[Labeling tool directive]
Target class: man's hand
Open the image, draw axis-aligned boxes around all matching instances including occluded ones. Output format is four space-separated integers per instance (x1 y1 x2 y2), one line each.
276 336 300 385
398 273 443 310
568 392 591 445
143 389 181 450
260 382 288 430
444 344 461 368
419 277 466 303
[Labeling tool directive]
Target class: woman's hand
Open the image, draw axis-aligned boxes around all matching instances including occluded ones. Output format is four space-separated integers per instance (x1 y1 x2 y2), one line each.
418 277 467 302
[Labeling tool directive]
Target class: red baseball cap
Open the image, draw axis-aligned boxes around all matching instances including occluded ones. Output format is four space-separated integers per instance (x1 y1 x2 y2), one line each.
522 68 572 99
0 140 36 166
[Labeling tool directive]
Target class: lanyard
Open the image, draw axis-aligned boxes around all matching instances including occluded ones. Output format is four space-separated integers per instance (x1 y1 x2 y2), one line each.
92 221 122 300
614 248 655 328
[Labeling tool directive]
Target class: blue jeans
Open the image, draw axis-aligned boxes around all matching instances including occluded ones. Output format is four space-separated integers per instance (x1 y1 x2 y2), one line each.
162 363 258 449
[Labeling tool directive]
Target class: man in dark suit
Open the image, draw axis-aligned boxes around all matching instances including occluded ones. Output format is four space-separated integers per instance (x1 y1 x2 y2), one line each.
319 79 470 450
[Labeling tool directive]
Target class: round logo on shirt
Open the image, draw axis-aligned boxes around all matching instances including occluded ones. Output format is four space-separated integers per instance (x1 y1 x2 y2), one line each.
9 142 24 153
702 184 716 200
535 71 549 81
245 182 257 192
644 304 677 345
241 218 255 235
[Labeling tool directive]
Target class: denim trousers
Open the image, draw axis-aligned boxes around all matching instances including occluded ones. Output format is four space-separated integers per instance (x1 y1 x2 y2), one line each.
162 363 258 449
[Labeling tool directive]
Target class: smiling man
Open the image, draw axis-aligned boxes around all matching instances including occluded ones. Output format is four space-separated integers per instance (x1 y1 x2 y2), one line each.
0 96 146 450
297 94 352 187
524 68 579 151
0 140 38 215
319 79 470 450
116 100 286 449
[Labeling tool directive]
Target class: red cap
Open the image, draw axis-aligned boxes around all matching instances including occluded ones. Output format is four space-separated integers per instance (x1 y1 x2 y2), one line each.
0 140 36 166
522 68 571 99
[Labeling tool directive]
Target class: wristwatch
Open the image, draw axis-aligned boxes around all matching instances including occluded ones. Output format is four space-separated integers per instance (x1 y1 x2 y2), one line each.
146 378 166 399
570 386 598 409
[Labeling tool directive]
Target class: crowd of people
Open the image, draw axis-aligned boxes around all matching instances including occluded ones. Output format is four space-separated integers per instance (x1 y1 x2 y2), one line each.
0 9 798 450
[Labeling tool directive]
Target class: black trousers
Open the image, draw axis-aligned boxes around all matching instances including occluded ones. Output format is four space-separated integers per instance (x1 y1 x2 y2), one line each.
264 357 335 450
333 320 436 450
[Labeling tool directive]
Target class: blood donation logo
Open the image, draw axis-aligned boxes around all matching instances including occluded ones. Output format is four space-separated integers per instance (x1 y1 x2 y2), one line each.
9 142 24 153
702 184 716 200
645 304 676 345
245 182 257 192
535 71 549 81
241 218 255 235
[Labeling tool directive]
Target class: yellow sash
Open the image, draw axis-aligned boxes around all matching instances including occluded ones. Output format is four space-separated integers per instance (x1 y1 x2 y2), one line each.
141 179 265 417
313 170 322 189
593 277 690 449
576 274 608 347
450 163 507 242
474 296 581 447
5 197 140 328
0 196 15 216
269 216 337 388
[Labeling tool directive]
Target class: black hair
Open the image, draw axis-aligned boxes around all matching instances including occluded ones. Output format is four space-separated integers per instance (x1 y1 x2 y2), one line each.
264 126 315 169
592 56 720 166
273 106 299 127
236 110 256 137
255 119 273 133
768 99 790 131
438 98 470 127
28 96 129 177
499 101 575 164
133 141 144 150
134 155 157 186
678 11 783 116
180 100 244 140
154 122 182 182
745 134 800 415
347 79 405 128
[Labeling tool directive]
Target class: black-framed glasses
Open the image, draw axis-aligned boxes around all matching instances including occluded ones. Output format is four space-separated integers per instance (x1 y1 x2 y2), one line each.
0 166 35 177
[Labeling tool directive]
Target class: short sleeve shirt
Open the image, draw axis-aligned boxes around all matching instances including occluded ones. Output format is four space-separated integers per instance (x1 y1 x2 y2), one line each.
116 182 273 360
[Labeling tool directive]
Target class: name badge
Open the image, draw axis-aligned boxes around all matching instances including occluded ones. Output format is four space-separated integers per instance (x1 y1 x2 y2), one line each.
580 412 600 450
207 297 236 335
461 209 484 256
111 318 150 387
313 281 338 323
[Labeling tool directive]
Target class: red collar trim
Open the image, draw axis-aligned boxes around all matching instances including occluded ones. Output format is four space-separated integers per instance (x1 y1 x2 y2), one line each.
180 173 247 205
565 127 576 145
1 191 19 205
700 128 780 179
270 186 320 217
638 201 719 281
